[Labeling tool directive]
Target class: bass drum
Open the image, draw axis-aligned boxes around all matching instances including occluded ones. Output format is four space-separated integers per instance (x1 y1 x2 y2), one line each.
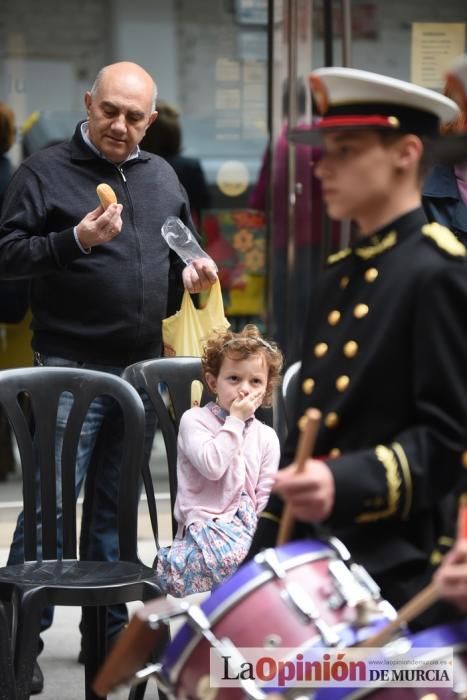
159 539 396 700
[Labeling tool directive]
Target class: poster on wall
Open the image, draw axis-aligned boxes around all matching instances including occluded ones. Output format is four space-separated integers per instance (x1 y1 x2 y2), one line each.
411 23 465 89
201 209 266 318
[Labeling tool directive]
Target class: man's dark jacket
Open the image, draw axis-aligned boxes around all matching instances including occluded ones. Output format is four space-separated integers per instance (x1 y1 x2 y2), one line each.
423 165 467 245
0 123 196 366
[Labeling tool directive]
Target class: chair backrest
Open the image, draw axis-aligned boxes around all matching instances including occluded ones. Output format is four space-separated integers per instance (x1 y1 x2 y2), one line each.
0 367 146 563
123 357 212 538
281 360 301 433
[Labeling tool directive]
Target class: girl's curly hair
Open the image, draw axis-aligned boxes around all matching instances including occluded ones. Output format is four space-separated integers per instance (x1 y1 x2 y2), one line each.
201 324 283 407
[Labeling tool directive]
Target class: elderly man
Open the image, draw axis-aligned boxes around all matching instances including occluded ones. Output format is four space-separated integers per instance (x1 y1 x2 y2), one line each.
0 61 217 693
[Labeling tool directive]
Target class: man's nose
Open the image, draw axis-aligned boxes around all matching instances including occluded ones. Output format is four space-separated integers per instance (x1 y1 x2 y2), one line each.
110 114 127 131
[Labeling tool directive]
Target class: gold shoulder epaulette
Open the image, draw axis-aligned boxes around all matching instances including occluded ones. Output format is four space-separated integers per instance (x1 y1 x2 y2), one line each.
327 248 351 266
421 223 466 258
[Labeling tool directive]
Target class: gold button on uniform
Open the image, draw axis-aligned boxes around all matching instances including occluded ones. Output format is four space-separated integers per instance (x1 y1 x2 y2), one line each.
324 412 339 429
364 268 379 283
343 340 358 358
336 375 350 392
302 378 315 395
354 303 369 319
314 342 328 358
328 310 341 326
329 448 341 458
340 276 349 289
462 451 467 468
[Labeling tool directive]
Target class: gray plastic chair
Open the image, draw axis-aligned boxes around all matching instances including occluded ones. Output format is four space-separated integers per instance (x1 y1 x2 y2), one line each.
123 357 209 541
0 367 163 700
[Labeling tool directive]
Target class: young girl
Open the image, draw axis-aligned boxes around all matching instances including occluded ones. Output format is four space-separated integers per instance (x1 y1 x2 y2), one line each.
155 324 283 597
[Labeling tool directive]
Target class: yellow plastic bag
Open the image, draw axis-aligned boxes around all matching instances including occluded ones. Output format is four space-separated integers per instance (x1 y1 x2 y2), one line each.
162 279 230 405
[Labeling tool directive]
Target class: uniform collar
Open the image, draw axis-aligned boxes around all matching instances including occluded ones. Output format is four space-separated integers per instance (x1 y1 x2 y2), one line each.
354 207 426 252
327 207 426 265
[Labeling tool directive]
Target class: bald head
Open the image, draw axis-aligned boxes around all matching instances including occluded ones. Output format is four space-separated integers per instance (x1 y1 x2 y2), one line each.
85 62 158 163
91 62 158 112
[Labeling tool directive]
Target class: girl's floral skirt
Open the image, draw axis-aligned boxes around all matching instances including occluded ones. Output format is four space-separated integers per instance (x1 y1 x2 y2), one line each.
155 493 257 597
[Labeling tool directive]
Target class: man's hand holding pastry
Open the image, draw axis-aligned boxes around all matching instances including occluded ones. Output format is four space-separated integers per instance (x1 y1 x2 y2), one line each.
76 183 123 249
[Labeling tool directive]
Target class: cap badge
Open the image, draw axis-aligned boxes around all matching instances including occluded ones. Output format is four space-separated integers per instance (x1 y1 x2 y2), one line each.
309 74 329 115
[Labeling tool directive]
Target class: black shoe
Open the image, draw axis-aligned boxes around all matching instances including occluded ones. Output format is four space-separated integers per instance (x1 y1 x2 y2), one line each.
30 660 44 695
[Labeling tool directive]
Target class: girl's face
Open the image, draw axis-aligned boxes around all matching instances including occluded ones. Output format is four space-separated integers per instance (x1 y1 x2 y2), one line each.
206 353 269 413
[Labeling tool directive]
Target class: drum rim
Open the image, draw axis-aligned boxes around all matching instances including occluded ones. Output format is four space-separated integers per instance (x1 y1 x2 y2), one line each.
313 619 467 700
163 540 336 682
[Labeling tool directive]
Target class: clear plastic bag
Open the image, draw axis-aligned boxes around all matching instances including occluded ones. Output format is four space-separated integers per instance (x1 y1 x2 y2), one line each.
161 216 212 266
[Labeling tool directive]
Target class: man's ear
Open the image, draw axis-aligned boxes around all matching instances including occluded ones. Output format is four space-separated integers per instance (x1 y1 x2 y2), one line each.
204 372 217 395
84 92 92 116
147 111 158 129
394 133 423 171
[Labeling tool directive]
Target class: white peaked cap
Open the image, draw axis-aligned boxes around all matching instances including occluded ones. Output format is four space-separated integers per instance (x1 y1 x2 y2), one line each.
309 67 460 133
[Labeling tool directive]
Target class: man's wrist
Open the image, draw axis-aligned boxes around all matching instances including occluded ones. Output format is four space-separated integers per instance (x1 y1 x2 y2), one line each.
73 226 91 254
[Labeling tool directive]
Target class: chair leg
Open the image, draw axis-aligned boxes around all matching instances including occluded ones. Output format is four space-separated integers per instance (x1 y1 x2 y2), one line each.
0 602 16 700
82 605 108 700
13 590 44 700
127 621 171 700
128 680 148 700
128 679 166 700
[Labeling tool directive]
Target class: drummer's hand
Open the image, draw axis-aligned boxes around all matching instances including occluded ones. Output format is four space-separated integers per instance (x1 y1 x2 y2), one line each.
273 459 335 522
182 258 218 293
434 540 467 613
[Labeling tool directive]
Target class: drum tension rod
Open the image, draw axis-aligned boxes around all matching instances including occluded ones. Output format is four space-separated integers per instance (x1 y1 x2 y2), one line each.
327 537 398 625
261 548 341 647
185 605 268 700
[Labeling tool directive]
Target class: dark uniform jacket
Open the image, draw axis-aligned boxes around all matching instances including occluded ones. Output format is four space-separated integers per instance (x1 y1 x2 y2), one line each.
249 207 467 622
0 123 196 366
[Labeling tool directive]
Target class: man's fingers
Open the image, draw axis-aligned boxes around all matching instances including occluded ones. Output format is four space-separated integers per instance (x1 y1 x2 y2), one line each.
186 259 218 290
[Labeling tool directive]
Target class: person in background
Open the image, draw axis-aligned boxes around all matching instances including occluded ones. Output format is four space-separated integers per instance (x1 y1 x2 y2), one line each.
0 102 30 481
423 54 467 243
249 79 339 363
140 100 211 230
0 102 16 207
0 61 217 693
247 67 467 634
155 324 283 597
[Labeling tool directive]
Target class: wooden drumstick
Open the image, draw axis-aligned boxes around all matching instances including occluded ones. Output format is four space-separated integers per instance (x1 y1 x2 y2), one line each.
276 408 322 546
357 581 440 648
361 493 467 650
457 494 467 540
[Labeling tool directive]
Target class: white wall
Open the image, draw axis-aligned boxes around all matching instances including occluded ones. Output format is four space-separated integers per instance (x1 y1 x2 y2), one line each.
111 0 178 106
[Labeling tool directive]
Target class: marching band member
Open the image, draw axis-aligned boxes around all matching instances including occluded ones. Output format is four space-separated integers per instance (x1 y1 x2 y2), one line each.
247 67 467 632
